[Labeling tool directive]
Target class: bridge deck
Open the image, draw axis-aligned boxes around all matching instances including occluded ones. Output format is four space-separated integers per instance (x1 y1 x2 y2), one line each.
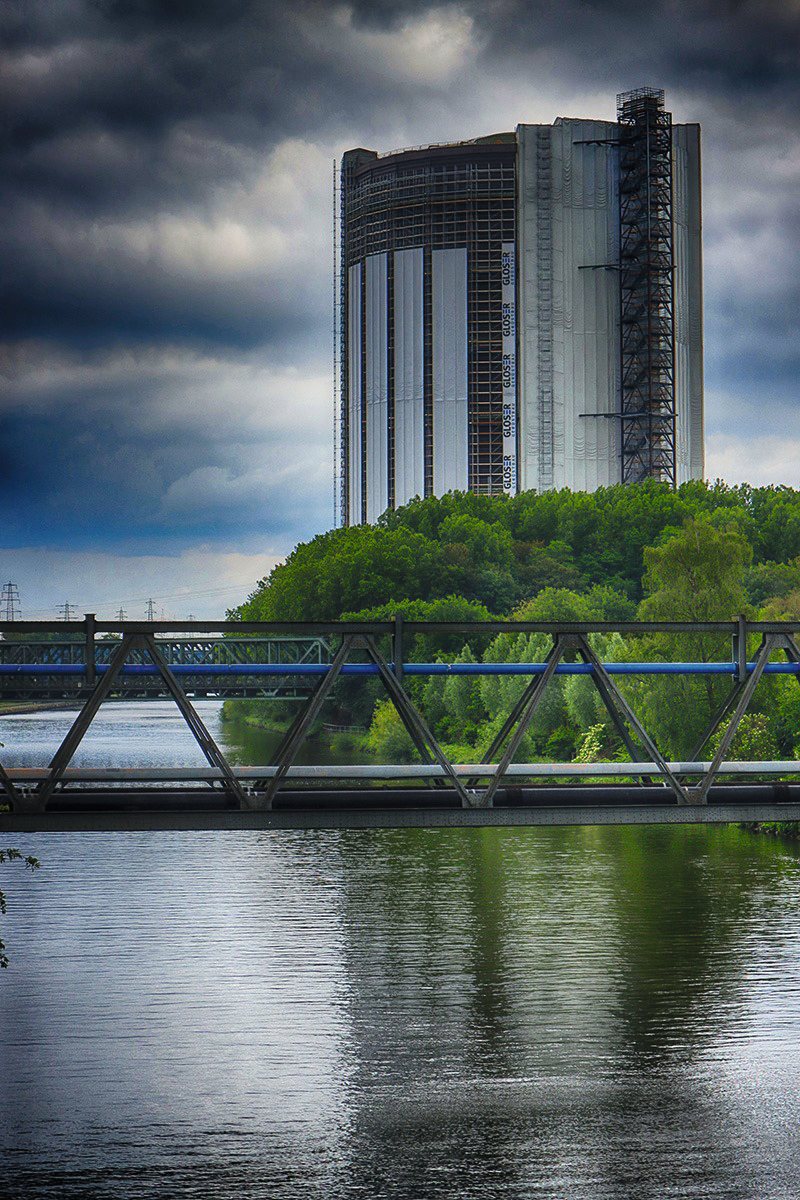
2 765 799 832
3 793 800 832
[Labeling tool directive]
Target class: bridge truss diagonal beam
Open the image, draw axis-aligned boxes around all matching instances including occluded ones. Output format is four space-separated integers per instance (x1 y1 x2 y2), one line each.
571 635 690 803
29 633 249 812
0 757 21 807
33 633 138 811
142 636 249 809
689 633 800 805
478 634 690 807
258 633 470 810
479 636 567 807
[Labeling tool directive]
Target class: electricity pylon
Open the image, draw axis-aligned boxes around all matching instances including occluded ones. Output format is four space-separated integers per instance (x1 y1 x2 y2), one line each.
1 581 21 620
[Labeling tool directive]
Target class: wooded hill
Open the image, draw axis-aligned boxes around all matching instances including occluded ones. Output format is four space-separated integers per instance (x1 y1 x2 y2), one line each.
230 481 800 764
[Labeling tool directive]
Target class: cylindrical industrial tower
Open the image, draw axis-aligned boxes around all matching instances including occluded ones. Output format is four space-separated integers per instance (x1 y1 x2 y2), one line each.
340 138 517 526
339 90 703 525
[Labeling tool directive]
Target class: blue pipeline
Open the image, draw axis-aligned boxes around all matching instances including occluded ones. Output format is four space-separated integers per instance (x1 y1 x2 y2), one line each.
1 662 799 677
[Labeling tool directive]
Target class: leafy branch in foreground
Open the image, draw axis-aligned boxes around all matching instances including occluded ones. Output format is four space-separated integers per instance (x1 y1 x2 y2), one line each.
1 849 40 969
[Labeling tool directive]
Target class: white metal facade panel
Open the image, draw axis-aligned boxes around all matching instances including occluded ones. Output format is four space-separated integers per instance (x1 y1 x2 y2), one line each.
393 247 425 505
347 262 362 524
672 124 704 484
516 124 543 492
501 242 518 494
549 119 621 492
365 252 389 522
432 248 468 494
518 120 624 492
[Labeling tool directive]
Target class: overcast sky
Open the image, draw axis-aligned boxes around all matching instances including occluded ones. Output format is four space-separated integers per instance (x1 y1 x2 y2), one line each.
2 0 799 618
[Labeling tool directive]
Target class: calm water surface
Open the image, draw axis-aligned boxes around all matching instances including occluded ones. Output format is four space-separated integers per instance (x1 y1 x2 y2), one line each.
2 703 800 1198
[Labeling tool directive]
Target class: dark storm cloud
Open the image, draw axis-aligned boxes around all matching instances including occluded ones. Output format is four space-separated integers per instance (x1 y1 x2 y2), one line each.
2 0 800 600
2 1 460 351
481 0 800 100
0 341 332 551
4 0 800 349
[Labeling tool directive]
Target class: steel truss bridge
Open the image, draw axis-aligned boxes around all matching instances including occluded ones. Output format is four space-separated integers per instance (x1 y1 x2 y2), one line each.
2 615 800 832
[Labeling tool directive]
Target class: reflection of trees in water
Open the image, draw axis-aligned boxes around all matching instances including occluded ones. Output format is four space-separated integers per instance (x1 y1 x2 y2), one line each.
600 824 795 1058
219 713 365 767
322 825 798 1198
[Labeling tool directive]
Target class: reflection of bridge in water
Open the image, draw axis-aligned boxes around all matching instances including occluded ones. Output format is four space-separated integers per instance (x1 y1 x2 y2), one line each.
2 615 800 831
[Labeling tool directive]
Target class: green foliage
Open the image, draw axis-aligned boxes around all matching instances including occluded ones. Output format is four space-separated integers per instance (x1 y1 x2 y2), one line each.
573 724 607 764
227 481 800 762
758 591 800 621
769 684 800 757
709 713 779 763
630 518 753 758
745 559 800 608
1 848 40 969
232 481 800 625
365 700 416 763
234 525 440 621
639 516 751 622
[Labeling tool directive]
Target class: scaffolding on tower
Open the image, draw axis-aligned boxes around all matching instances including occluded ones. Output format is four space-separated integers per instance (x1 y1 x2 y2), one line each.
617 88 676 485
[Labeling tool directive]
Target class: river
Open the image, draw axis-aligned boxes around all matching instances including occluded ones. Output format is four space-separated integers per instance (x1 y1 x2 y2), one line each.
2 702 800 1198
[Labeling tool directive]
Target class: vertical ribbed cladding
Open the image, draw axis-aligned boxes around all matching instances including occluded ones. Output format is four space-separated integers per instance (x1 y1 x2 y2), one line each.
365 252 389 522
393 247 425 504
672 123 704 483
617 88 676 485
337 158 347 526
340 140 516 521
333 158 340 526
517 118 621 492
340 148 377 525
386 251 395 510
359 257 368 524
424 244 434 497
432 248 469 493
346 261 363 524
535 127 554 489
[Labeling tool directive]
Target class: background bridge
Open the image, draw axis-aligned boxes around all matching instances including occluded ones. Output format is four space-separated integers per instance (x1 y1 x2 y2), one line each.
2 615 800 831
0 622 330 700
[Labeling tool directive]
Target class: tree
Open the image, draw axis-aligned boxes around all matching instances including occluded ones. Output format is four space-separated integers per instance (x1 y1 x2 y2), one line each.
365 699 416 763
629 517 753 758
708 713 778 763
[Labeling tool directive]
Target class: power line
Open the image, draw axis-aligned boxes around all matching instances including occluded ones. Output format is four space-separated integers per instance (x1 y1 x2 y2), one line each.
1 581 21 620
58 601 77 621
145 598 156 621
116 607 127 621
26 582 260 617
19 579 269 620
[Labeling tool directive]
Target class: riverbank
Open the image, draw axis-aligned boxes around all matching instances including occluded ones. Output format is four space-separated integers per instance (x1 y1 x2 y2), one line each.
743 821 800 838
221 699 371 752
0 700 82 717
